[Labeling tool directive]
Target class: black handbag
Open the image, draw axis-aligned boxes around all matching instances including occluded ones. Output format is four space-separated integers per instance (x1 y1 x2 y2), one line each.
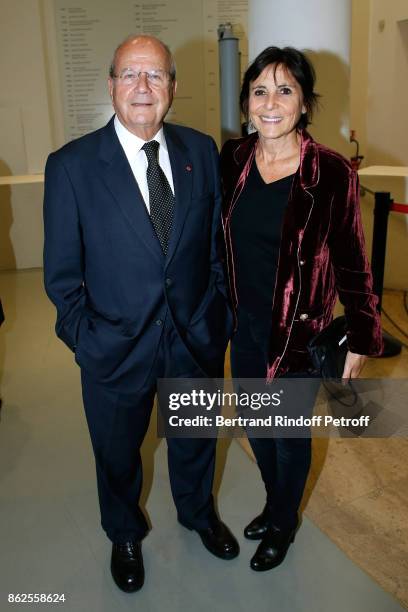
307 315 348 378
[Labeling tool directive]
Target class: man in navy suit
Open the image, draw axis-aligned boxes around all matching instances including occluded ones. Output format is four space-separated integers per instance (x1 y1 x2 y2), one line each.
43 35 238 592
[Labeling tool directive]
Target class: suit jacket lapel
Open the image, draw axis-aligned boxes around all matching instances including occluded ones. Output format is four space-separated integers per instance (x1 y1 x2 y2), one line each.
98 118 164 261
163 123 193 265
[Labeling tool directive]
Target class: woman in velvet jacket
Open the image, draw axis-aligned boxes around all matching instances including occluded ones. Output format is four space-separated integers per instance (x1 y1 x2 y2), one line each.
221 47 382 572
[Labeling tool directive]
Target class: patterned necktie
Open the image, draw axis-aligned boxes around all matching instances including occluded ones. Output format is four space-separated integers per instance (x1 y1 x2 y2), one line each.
142 140 174 254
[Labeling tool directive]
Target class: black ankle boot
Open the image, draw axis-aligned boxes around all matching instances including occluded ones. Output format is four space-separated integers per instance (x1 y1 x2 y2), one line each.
250 523 297 571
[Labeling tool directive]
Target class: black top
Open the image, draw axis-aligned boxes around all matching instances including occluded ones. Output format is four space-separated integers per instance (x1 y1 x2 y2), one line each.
231 161 295 315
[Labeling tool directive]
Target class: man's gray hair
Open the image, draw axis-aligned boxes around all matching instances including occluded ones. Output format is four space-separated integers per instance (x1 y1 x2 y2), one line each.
109 34 176 81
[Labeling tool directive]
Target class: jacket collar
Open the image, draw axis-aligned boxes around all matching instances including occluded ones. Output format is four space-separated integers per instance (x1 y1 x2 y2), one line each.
232 129 319 190
97 117 193 266
98 116 187 160
162 122 193 265
299 129 319 189
98 115 123 163
97 116 164 262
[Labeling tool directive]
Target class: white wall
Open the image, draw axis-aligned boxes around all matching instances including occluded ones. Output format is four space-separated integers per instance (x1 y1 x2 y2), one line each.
366 0 408 168
351 0 408 289
0 0 52 270
248 0 407 290
350 0 370 158
249 0 352 157
0 0 407 291
1 0 246 271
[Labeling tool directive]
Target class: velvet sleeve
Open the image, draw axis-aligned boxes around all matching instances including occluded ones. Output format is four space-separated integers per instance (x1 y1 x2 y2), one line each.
209 137 230 300
328 168 383 355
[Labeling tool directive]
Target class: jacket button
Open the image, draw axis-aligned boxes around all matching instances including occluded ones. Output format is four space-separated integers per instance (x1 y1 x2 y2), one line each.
299 259 306 266
165 278 172 287
300 313 309 321
155 319 163 326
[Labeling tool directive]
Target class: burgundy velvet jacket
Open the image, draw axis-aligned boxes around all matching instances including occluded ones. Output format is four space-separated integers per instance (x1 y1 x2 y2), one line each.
221 130 383 379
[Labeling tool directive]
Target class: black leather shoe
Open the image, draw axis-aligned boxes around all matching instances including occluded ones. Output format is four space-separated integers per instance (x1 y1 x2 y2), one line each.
250 525 297 571
111 541 144 592
244 506 271 540
197 519 240 560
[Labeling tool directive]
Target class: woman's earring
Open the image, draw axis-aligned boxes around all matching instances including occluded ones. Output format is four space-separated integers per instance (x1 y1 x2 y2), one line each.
247 119 256 134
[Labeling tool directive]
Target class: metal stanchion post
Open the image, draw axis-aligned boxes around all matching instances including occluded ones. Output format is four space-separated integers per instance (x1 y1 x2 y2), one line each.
370 191 402 357
218 23 240 145
371 191 391 309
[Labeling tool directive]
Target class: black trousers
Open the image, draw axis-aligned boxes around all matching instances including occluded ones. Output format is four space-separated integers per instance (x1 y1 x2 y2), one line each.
81 314 218 543
230 308 319 531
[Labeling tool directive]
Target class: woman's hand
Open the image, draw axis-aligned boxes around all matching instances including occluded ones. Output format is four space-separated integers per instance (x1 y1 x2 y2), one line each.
341 351 367 379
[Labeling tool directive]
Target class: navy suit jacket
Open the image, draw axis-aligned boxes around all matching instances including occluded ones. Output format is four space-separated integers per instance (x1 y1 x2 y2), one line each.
44 117 232 386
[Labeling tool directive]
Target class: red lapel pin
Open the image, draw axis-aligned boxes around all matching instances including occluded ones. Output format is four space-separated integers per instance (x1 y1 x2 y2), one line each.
185 164 192 172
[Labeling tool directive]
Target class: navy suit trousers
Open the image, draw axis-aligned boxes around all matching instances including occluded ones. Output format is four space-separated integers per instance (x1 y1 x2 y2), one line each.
81 314 218 543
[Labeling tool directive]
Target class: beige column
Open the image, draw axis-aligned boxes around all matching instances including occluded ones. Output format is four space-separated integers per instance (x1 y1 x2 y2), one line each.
248 0 352 156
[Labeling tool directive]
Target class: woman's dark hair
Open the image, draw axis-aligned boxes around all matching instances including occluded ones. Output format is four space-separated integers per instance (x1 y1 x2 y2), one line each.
240 46 319 130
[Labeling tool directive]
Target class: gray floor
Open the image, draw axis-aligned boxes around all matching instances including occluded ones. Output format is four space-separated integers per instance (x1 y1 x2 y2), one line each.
0 269 405 611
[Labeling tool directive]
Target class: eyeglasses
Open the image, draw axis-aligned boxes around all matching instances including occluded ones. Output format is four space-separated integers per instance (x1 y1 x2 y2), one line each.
112 68 171 87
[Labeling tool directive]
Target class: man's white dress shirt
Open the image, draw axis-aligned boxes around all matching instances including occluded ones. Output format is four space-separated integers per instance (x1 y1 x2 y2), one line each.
114 115 175 213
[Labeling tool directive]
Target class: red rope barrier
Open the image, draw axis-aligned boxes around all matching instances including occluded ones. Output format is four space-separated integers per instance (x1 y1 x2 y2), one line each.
390 202 408 214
